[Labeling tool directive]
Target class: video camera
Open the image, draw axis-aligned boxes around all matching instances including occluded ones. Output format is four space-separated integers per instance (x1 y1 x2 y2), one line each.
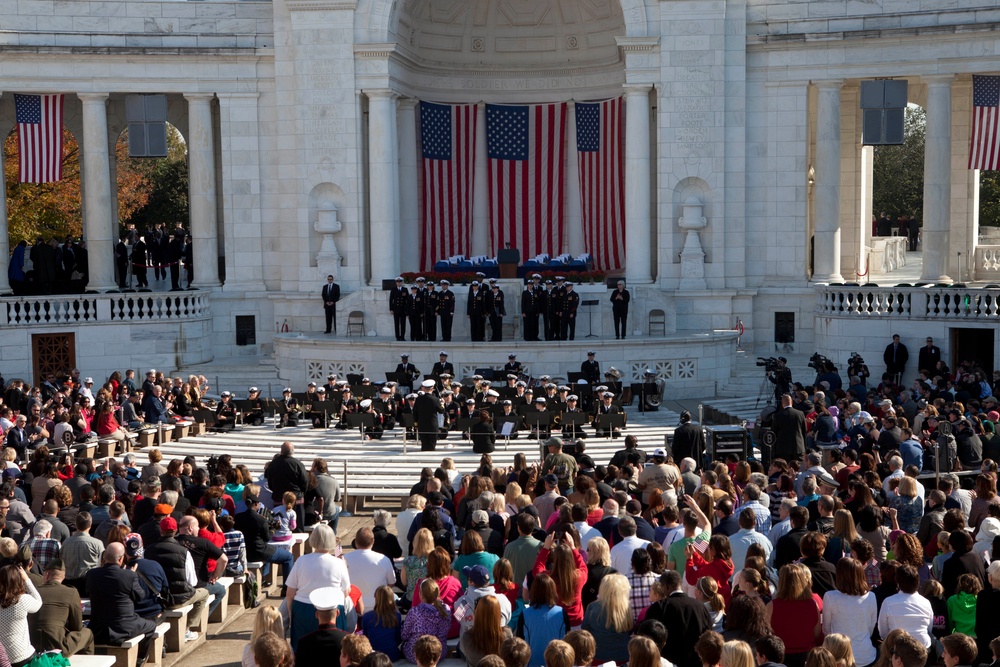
756 357 780 372
808 352 831 371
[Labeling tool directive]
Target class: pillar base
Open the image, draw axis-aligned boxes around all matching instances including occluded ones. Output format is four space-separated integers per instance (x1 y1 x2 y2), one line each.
86 282 118 293
810 273 845 284
919 273 953 284
191 280 222 290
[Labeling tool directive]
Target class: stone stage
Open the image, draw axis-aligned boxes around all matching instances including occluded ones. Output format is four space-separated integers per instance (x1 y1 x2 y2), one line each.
272 330 736 400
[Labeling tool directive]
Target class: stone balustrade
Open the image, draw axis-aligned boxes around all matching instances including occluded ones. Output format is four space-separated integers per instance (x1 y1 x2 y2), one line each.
868 237 908 277
2 293 211 327
974 245 1000 281
817 285 1000 320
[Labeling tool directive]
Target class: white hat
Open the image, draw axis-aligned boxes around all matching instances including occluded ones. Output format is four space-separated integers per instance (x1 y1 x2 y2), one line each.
535 397 546 403
249 386 259 393
308 382 317 387
317 387 326 393
380 387 391 394
652 448 667 458
308 587 345 611
406 393 418 400
587 350 596 356
439 351 448 356
221 391 231 397
487 390 499 397
603 391 614 398
421 379 436 388
360 399 372 408
283 387 292 393
84 377 94 384
568 395 578 401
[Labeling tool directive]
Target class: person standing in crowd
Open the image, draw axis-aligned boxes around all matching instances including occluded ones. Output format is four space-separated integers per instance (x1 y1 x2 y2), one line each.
468 281 487 342
610 280 630 339
322 275 340 335
772 394 806 462
521 280 540 341
883 334 908 382
437 280 455 342
560 282 580 341
488 283 506 342
390 277 408 341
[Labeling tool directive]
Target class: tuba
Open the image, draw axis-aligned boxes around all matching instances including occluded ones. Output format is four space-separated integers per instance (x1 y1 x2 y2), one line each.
604 367 624 381
643 369 666 409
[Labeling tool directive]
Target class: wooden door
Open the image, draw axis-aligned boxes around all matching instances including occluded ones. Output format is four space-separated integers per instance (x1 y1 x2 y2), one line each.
31 333 76 387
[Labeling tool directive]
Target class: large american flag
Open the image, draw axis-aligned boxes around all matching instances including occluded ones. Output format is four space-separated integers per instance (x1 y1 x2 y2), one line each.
14 94 64 183
419 102 476 270
970 75 1000 170
577 98 625 270
487 103 566 258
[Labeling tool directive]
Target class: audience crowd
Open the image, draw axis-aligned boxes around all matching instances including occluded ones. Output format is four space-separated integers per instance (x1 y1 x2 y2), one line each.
1 360 1000 667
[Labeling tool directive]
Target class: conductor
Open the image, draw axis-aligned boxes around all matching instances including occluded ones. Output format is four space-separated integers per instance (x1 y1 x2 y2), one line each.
414 379 445 451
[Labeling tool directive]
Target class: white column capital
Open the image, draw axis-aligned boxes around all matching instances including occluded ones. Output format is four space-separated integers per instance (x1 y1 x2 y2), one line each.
216 92 260 102
922 74 956 87
365 88 396 100
812 79 844 91
623 83 653 96
397 97 418 110
183 93 215 103
77 92 109 104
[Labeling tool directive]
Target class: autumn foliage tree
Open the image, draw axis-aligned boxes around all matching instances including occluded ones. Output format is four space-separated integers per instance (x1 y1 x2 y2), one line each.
4 124 188 245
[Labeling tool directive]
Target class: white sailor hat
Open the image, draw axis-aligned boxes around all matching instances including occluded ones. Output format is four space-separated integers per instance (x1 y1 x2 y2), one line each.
535 397 546 403
416 276 426 282
595 385 608 392
395 277 404 282
558 385 570 392
568 395 579 401
308 587 345 611
441 390 453 397
487 390 499 397
556 276 565 281
328 374 337 379
539 374 551 381
362 377 370 383
466 398 476 404
532 273 542 279
472 374 483 380
476 272 486 277
360 399 372 408
283 387 292 393
545 383 557 389
221 391 231 397
386 381 397 388
85 377 94 384
406 393 418 400
507 374 518 380
249 387 259 393
515 381 527 387
439 351 448 356
421 379 436 388
481 380 491 386
441 279 451 285
603 391 615 398
341 386 352 393
380 386 392 394
401 353 409 358
440 373 453 379
502 400 512 405
336 380 349 386
317 387 326 393
471 280 480 286
308 382 317 387
508 354 517 359
587 350 596 356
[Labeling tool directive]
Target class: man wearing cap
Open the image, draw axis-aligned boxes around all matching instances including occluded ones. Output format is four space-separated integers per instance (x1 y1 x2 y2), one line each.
396 354 420 387
581 351 601 385
407 282 426 341
246 387 266 426
487 282 506 342
422 280 438 342
295 587 349 666
538 279 552 340
521 280 540 341
455 564 512 635
437 280 455 341
638 449 681 506
560 281 580 341
431 352 455 378
322 274 341 335
594 391 623 438
389 277 408 341
415 380 445 451
771 393 806 462
467 281 487 342
542 437 578 494
280 388 300 428
86 543 158 662
213 391 237 432
122 533 169 621
34 558 95 656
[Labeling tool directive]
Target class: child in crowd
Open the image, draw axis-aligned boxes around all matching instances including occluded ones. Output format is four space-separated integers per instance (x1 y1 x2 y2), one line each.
271 491 297 542
946 573 982 635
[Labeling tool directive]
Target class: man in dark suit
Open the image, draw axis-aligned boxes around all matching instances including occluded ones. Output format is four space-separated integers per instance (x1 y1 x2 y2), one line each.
644 570 713 667
773 506 809 569
33 559 95 657
431 352 455 378
581 351 601 384
671 411 704 464
467 282 487 342
415 380 445 451
235 492 295 584
395 354 420 387
86 543 157 663
917 337 941 374
389 277 407 341
264 442 310 529
610 280 630 339
883 333 908 380
4 414 28 460
322 275 340 334
488 283 506 342
295 587 349 665
771 394 806 462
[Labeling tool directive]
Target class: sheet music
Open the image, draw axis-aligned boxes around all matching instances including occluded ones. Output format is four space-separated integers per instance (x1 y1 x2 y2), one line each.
500 421 515 437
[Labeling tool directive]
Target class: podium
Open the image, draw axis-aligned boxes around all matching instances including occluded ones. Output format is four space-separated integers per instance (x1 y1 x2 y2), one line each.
498 248 520 279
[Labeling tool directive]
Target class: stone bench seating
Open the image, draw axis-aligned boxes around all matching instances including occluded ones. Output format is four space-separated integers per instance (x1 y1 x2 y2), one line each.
268 532 310 559
97 437 119 458
208 578 234 625
227 573 248 607
71 655 117 667
162 603 194 652
94 630 145 667
246 561 271 600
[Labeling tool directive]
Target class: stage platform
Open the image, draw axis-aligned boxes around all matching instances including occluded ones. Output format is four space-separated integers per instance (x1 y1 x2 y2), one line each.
272 331 736 400
147 403 682 511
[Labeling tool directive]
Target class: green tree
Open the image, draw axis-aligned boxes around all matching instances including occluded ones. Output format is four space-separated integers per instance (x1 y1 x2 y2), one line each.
118 124 189 231
979 170 1000 227
872 106 925 220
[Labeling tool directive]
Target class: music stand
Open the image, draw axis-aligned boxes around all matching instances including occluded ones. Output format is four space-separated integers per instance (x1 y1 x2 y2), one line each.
457 417 478 435
594 413 625 438
526 412 551 433
604 381 623 397
475 368 495 380
292 392 308 404
398 414 416 440
347 373 363 385
385 372 412 388
353 385 377 399
344 413 375 435
567 372 585 384
232 399 252 429
311 400 336 427
497 387 516 399
629 382 660 414
560 413 589 440
195 408 217 428
496 415 520 433
581 299 599 338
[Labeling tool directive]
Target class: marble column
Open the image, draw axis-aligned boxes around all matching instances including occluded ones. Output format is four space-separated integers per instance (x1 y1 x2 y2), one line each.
397 98 419 272
472 102 489 257
624 84 653 284
812 80 844 283
367 90 399 283
185 94 221 288
0 93 9 293
79 93 116 292
565 101 583 257
920 75 954 283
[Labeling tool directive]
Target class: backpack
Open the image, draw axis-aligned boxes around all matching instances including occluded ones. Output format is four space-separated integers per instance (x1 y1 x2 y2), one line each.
244 576 260 609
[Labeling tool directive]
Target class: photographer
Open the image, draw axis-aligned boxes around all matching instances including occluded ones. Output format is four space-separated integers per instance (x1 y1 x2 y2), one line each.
847 353 870 386
766 357 792 402
814 360 842 392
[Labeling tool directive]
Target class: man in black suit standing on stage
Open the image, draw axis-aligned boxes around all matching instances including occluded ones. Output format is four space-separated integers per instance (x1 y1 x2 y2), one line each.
322 275 340 334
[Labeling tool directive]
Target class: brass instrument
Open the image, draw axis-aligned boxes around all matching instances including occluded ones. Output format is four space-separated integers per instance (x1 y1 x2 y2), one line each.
605 367 624 381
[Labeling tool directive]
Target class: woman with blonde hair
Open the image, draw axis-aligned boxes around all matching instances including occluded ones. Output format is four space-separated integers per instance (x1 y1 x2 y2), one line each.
889 476 923 533
629 636 663 667
805 648 838 667
721 640 756 667
696 576 726 632
503 482 522 516
581 573 632 664
823 634 857 667
242 606 283 667
396 494 426 555
826 510 859 563
765 563 823 667
582 536 615 609
459 595 511 667
401 528 434 603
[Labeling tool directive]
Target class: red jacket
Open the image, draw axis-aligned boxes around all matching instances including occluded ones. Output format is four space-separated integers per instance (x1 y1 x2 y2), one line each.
531 546 588 626
686 550 735 605
96 412 121 436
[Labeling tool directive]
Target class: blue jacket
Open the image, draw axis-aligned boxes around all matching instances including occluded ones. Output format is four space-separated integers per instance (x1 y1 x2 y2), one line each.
518 604 569 667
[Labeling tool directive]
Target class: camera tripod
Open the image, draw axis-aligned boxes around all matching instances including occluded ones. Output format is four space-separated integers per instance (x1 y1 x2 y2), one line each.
755 373 775 411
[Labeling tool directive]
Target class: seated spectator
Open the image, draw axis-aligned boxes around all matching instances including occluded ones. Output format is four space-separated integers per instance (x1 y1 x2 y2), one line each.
360 585 401 660
941 530 986 597
411 547 462 637
343 527 395 611
369 510 402 560
516 572 569 667
141 448 167 482
402 579 452 662
0 563 43 666
234 491 294 588
86 543 157 664
581 573 633 664
401 528 434 604
454 531 500 589
145 516 208 642
941 633 978 667
460 595 513 667
123 533 167 621
62 512 104 594
890 633 927 667
454 564 513 634
765 563 822 667
176 515 228 626
32 558 95 656
25 520 61 573
544 640 575 667
414 635 443 667
95 501 131 545
219 514 247 576
877 565 933 650
946 573 981 635
245 607 284 667
295 587 350 666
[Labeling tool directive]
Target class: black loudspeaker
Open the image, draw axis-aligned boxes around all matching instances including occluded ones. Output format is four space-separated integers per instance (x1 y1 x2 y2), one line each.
381 279 397 290
497 249 520 264
606 277 622 288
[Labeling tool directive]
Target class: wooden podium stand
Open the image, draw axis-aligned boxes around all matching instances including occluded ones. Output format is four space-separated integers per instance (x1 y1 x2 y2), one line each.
498 248 520 279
